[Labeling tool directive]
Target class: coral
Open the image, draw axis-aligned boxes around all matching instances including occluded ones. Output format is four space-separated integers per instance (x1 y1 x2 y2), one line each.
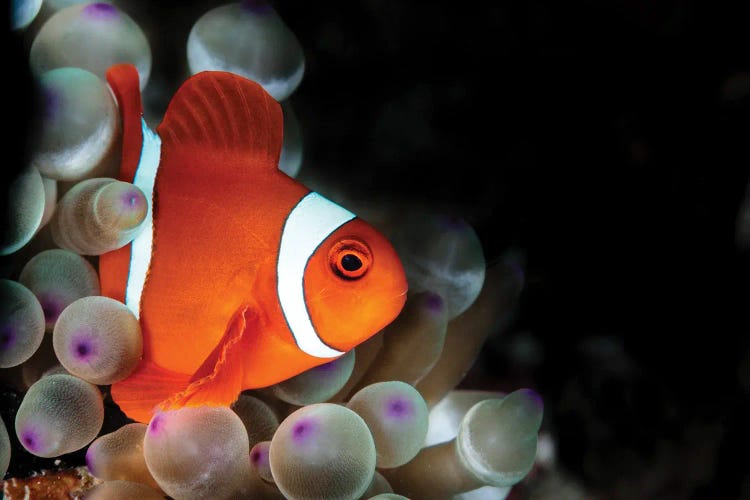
2 466 98 499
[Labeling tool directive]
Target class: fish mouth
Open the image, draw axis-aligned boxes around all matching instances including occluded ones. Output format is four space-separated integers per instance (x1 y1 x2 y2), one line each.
390 289 408 311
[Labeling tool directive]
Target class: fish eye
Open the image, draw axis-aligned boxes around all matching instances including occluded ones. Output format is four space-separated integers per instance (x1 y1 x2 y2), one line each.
329 239 371 280
341 254 362 271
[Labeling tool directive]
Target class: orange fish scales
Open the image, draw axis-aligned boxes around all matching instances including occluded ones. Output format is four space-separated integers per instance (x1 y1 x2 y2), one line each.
102 64 407 423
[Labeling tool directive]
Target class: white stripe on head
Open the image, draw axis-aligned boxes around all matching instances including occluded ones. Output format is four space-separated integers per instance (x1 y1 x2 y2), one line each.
277 192 355 358
125 119 161 318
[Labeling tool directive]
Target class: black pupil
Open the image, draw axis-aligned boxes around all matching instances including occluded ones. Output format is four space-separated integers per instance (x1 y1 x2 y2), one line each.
341 253 362 272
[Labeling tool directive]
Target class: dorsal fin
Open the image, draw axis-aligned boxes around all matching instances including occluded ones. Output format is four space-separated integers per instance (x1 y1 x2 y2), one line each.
156 71 283 170
105 64 144 183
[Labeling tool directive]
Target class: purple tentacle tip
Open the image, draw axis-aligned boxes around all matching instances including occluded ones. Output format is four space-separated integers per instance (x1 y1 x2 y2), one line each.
82 3 119 19
240 0 274 14
71 330 98 361
149 414 164 435
38 294 63 323
0 326 16 351
313 358 338 374
291 418 316 444
250 444 269 466
74 341 91 359
21 430 39 453
42 87 60 120
85 446 96 473
424 292 444 313
437 214 466 231
507 259 525 287
385 396 413 420
121 191 143 210
520 388 544 411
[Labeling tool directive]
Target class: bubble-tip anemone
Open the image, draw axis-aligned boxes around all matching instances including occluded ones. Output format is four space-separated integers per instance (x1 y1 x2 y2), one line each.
143 406 250 499
354 292 448 390
29 3 152 89
347 381 429 468
83 479 164 499
390 212 486 319
231 393 280 450
51 178 147 255
86 423 160 491
186 0 305 101
53 295 142 385
270 403 376 500
250 440 274 483
457 389 544 487
15 373 104 457
272 349 356 405
416 258 524 407
0 279 46 368
17 248 100 331
382 389 543 497
1 167 46 256
30 68 118 182
0 417 10 478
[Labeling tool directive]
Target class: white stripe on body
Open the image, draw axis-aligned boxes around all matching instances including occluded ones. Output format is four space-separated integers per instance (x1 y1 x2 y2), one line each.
125 119 162 319
277 192 355 358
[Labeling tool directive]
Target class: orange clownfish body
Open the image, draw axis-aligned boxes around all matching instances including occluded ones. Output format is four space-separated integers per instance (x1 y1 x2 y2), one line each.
100 64 407 423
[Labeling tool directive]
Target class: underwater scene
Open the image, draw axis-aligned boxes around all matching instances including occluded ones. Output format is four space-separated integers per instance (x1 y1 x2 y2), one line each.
3 0 750 499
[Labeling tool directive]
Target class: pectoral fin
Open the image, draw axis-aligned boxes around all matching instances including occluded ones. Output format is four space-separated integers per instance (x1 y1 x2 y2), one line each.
159 304 259 411
110 361 191 424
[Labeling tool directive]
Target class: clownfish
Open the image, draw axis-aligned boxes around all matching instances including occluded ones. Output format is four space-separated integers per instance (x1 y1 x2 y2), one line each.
99 64 407 424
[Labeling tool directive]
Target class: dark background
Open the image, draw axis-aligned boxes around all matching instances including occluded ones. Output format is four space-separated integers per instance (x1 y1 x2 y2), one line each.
4 1 750 497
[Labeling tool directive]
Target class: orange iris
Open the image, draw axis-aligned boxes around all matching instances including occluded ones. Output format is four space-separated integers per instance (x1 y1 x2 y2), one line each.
329 238 371 280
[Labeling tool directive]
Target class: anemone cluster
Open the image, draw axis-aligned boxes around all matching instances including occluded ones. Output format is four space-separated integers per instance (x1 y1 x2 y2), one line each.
3 2 543 498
